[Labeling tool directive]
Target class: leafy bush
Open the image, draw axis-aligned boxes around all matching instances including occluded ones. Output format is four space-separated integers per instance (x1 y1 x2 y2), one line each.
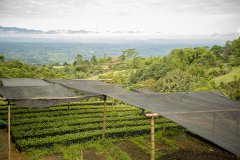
219 79 240 100
155 69 197 92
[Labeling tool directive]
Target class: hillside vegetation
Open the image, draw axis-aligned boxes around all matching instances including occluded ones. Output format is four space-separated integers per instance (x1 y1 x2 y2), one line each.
0 37 240 99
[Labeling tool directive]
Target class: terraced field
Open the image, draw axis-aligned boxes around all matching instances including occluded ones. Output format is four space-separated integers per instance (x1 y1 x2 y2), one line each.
0 101 178 152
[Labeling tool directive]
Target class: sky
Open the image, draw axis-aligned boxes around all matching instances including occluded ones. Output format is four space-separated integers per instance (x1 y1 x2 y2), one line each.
0 0 240 42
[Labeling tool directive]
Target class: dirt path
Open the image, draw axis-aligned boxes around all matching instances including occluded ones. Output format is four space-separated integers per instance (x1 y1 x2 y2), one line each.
0 129 24 160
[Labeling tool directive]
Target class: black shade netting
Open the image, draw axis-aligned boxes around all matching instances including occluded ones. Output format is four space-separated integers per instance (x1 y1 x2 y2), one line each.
45 79 109 85
1 84 95 107
46 79 129 96
113 92 240 114
131 88 156 94
0 78 50 86
166 111 240 156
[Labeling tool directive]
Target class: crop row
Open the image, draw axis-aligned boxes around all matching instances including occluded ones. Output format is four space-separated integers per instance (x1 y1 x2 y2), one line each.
12 119 171 140
12 114 152 132
16 124 178 151
0 105 136 118
1 107 138 121
10 109 143 126
0 104 131 116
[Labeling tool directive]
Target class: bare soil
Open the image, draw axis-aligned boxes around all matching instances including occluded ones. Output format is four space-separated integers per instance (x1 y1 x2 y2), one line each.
42 154 63 160
158 134 237 160
0 129 24 160
116 140 149 160
159 149 237 160
82 149 105 160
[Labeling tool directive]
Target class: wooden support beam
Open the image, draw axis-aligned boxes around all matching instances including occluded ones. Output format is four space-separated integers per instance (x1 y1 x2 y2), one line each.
80 149 83 160
8 104 11 160
102 95 107 140
146 113 159 160
151 116 155 160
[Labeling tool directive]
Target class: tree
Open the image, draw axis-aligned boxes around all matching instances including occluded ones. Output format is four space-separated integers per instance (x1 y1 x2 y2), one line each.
227 37 240 66
210 45 224 57
120 48 138 60
90 54 98 65
155 69 197 92
0 54 5 62
130 62 173 83
73 54 83 65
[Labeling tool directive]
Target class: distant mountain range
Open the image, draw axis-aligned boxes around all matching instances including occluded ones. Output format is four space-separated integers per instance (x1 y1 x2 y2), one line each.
0 26 95 34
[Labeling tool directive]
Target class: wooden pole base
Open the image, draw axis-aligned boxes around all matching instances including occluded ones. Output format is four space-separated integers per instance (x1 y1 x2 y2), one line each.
102 95 107 140
8 104 11 160
146 113 159 160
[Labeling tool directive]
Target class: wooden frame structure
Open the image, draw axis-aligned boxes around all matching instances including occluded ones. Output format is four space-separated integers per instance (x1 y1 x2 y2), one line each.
146 113 160 160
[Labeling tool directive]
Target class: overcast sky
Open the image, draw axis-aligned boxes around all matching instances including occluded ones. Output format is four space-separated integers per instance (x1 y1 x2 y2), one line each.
0 0 240 41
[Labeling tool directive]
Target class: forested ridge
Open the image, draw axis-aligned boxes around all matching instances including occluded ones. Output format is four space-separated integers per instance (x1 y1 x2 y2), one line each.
0 37 239 100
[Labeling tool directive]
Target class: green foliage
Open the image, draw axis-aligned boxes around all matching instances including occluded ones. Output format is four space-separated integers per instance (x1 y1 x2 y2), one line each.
155 69 197 92
73 54 83 65
0 54 4 62
211 67 240 86
222 37 240 65
130 62 173 83
0 119 7 129
90 54 98 65
219 78 240 100
210 45 224 59
120 48 138 61
0 37 240 100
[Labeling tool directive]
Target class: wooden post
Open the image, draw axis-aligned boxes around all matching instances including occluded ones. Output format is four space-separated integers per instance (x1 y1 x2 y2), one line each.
80 149 83 160
102 95 107 140
146 113 159 160
8 104 11 160
151 116 155 160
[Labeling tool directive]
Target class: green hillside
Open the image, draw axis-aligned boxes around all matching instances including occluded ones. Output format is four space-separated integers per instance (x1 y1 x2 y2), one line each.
1 37 240 100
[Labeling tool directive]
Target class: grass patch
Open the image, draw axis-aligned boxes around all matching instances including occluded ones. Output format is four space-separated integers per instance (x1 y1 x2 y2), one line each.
212 67 240 86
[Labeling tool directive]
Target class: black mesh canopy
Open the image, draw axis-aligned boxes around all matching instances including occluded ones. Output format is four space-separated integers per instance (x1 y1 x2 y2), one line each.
1 78 50 86
131 88 157 94
45 79 108 85
0 78 98 107
46 79 129 96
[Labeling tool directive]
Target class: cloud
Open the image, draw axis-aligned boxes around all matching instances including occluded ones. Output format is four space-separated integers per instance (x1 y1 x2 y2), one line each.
0 26 98 34
112 31 140 34
237 27 240 34
0 0 239 40
146 0 240 15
